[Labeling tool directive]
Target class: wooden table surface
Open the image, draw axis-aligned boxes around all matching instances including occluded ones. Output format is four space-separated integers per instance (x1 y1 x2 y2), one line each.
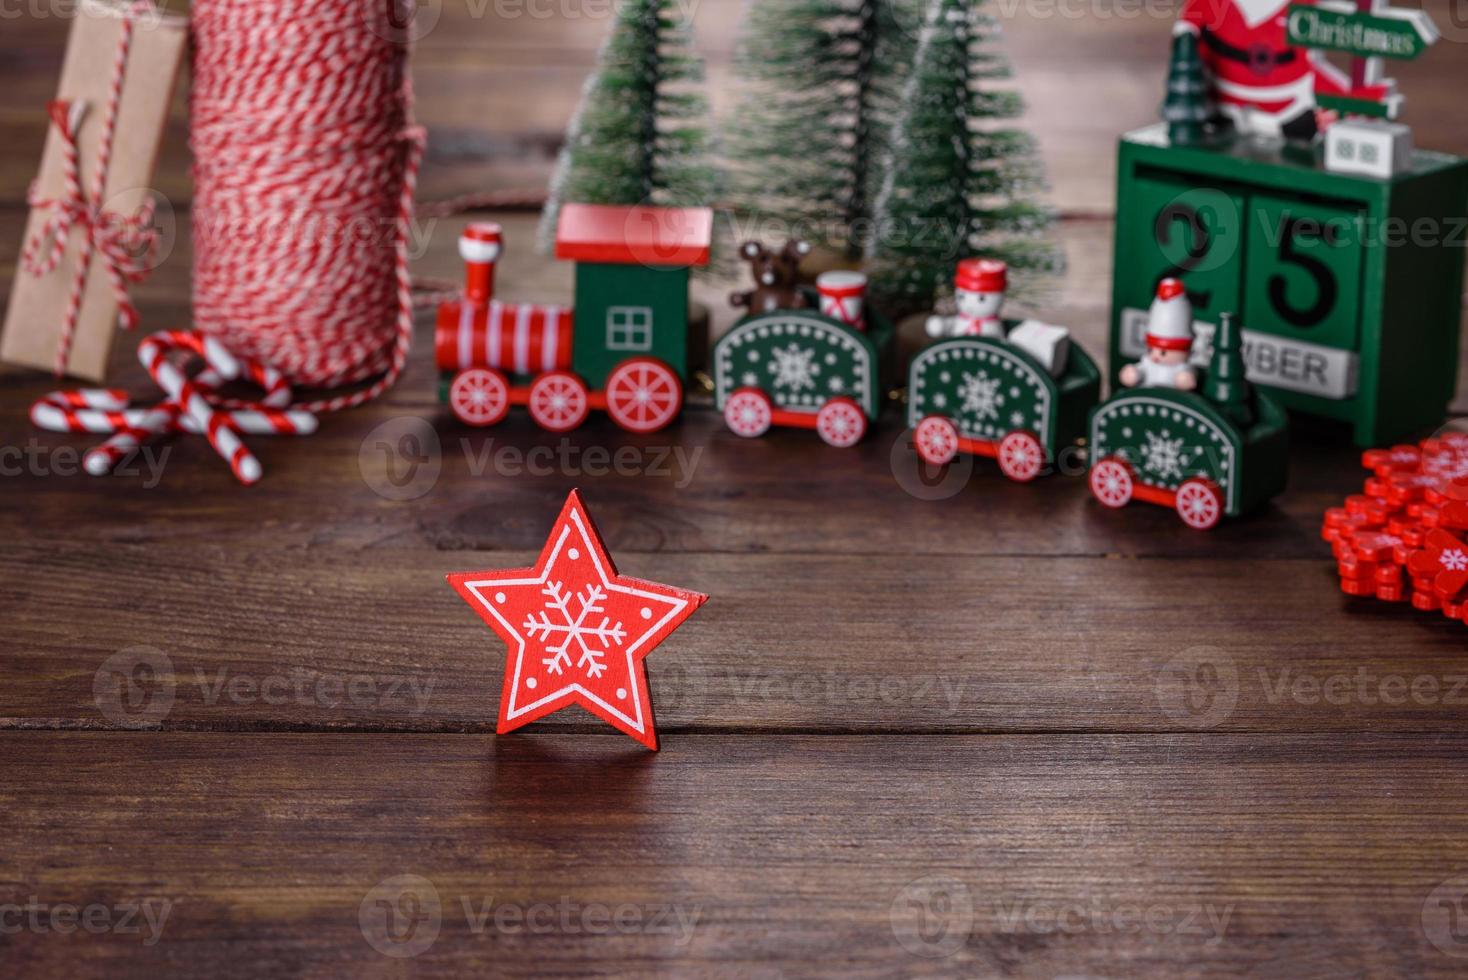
4 3 1468 977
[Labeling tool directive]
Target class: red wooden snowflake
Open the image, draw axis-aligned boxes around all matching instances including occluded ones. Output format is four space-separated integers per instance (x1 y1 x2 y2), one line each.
1408 529 1468 602
447 490 707 750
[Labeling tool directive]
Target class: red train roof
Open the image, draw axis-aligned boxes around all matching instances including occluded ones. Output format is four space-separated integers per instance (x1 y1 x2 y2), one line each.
554 203 713 268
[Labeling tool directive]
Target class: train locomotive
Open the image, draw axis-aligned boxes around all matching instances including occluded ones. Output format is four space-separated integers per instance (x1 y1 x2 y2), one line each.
437 204 713 434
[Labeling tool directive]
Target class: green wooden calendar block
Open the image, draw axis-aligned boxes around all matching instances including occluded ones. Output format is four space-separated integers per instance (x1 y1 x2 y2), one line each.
1111 124 1468 446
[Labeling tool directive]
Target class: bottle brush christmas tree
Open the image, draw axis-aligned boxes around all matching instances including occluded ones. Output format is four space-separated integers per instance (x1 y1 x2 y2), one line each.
1161 27 1214 145
724 0 921 258
538 0 716 251
868 0 1060 317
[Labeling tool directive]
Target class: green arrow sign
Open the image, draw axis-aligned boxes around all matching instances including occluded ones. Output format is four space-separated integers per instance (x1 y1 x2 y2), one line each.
1287 4 1438 61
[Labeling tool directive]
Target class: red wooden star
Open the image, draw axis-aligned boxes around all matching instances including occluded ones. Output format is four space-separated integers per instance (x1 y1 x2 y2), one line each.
447 490 706 750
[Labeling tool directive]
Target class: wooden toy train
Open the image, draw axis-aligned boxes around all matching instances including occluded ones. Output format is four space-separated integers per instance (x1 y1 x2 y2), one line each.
1088 309 1289 530
708 241 894 448
436 204 712 434
900 265 1286 528
908 331 1101 482
436 222 1287 530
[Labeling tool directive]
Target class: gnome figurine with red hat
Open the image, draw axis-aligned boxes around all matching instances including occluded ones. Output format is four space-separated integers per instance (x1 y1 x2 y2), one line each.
1120 279 1199 391
926 258 1008 339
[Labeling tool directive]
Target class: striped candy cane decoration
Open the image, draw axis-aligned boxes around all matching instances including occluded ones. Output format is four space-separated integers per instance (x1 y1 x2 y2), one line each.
32 399 316 438
30 402 135 433
78 404 319 476
198 409 316 436
35 388 131 410
83 404 179 476
139 334 262 484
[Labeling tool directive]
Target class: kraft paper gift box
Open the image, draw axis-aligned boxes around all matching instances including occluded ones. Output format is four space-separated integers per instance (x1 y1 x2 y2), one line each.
1 0 186 381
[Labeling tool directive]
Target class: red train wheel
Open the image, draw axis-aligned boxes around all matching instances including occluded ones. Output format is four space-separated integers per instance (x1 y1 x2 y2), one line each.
1090 456 1134 509
527 371 589 433
816 397 866 449
1176 477 1224 531
448 368 510 427
724 388 772 439
605 358 682 434
913 416 959 466
997 430 1045 483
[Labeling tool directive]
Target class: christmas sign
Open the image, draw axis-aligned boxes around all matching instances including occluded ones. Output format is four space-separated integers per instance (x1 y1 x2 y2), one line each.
1286 2 1436 62
447 490 707 751
1286 0 1439 119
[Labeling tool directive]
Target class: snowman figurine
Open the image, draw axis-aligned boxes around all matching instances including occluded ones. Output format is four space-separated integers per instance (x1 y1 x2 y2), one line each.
925 258 1007 339
1120 278 1198 391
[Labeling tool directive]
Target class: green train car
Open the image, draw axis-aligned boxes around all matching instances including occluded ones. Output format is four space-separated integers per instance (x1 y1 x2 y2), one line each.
907 328 1102 482
1088 313 1290 531
713 304 896 448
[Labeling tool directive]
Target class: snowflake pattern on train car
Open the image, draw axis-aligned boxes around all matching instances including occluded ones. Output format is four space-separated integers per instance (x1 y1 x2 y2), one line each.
907 340 1053 445
1090 395 1239 513
714 313 877 418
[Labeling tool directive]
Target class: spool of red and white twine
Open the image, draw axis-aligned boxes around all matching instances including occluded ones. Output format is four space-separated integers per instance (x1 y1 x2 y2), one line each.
34 0 428 483
190 0 425 411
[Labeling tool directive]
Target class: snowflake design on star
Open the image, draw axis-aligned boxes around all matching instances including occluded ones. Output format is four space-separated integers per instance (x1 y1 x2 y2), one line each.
767 343 819 392
523 580 627 679
958 370 1002 421
1444 549 1468 572
1141 431 1186 481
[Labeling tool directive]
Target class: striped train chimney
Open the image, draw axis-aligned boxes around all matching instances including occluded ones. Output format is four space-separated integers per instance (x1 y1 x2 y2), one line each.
459 222 503 305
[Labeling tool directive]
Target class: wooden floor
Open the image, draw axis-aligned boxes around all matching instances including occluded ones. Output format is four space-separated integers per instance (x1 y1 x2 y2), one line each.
4 2 1468 977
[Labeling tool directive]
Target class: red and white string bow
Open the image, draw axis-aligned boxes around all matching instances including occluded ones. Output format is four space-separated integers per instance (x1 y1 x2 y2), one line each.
31 330 318 485
20 0 163 376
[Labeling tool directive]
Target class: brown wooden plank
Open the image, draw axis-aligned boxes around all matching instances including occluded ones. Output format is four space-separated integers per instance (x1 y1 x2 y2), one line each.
3 732 1468 977
5 541 1468 733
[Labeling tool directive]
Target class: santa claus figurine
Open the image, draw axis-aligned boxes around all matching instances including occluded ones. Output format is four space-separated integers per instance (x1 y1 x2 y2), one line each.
1174 0 1385 141
925 258 1007 339
1121 279 1199 391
